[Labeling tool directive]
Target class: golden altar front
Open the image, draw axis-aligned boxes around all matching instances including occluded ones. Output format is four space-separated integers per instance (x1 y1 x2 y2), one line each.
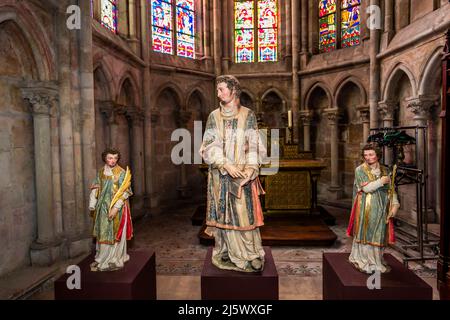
261 158 326 214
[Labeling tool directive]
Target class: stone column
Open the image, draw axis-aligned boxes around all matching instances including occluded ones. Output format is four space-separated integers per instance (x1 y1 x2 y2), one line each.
324 108 343 200
221 0 229 72
406 95 439 224
357 105 371 145
22 87 62 265
369 0 381 129
406 96 439 170
378 100 397 165
176 110 193 198
384 0 395 42
140 0 152 212
300 0 308 54
202 0 211 58
150 107 161 213
99 101 115 147
79 0 96 250
127 108 146 218
284 0 292 61
299 110 312 151
127 0 139 51
111 103 127 146
292 0 300 142
213 0 222 75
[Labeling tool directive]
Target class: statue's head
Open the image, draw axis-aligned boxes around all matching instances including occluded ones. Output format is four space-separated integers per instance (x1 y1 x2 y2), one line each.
361 143 382 165
102 148 121 167
216 75 242 102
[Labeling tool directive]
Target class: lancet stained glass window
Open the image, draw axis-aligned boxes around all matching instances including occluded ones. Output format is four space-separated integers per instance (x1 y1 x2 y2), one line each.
101 0 118 33
258 0 277 62
151 0 174 54
235 1 278 63
151 0 196 58
341 0 360 48
319 0 336 53
176 0 195 58
319 0 361 53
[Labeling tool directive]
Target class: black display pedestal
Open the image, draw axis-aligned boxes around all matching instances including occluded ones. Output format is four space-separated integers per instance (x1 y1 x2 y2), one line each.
201 246 278 300
54 250 156 300
323 252 432 300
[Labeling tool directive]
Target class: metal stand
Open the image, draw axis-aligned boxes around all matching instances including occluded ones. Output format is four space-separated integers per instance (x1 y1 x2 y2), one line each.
368 125 439 266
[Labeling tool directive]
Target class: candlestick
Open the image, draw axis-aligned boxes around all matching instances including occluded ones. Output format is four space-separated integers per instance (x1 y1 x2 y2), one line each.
288 110 293 128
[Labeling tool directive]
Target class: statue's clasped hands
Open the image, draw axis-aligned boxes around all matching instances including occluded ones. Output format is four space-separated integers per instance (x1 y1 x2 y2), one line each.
223 164 254 186
108 207 119 221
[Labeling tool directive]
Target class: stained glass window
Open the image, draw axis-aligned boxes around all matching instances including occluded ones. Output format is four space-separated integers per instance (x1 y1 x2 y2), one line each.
235 1 278 63
176 0 195 59
258 0 277 62
319 0 336 53
151 0 173 54
341 0 360 48
151 0 196 58
235 1 255 63
101 0 118 33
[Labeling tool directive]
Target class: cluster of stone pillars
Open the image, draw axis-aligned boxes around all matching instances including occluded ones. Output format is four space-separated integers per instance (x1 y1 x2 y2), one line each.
98 101 147 218
297 95 437 201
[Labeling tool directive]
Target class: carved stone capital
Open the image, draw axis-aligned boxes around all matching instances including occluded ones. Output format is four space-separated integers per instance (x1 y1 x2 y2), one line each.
126 108 145 126
114 103 128 116
406 95 439 121
176 109 192 127
323 108 340 124
99 101 115 120
356 105 370 123
21 87 58 116
280 111 288 125
377 100 397 121
150 107 161 124
299 110 313 125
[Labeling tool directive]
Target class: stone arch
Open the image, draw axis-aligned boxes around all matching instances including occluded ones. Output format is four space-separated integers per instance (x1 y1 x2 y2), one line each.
152 85 183 205
0 13 43 276
334 78 366 197
419 46 444 96
304 82 333 110
240 89 256 110
153 82 184 108
0 8 54 80
117 73 140 107
186 88 208 122
93 60 115 101
383 63 418 101
261 87 288 104
334 76 367 108
418 46 444 223
304 84 332 198
260 88 286 129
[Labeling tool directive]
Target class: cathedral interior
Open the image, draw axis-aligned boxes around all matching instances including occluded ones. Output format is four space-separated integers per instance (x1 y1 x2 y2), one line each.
0 0 450 300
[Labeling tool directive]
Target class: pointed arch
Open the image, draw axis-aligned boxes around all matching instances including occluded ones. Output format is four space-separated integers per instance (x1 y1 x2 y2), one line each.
153 82 184 108
0 7 54 80
419 46 444 96
383 63 418 101
186 87 208 111
304 82 333 110
261 87 288 103
93 61 114 102
117 71 140 107
334 76 367 108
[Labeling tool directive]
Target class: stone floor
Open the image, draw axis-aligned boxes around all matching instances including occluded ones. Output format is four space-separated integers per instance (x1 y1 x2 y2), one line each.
1 202 439 300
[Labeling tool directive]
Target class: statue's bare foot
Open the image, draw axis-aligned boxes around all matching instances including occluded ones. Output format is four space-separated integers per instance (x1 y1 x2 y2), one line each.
90 262 98 272
221 254 230 262
251 258 262 271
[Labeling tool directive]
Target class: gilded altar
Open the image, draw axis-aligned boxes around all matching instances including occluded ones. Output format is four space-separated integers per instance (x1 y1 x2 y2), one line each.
260 142 325 213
